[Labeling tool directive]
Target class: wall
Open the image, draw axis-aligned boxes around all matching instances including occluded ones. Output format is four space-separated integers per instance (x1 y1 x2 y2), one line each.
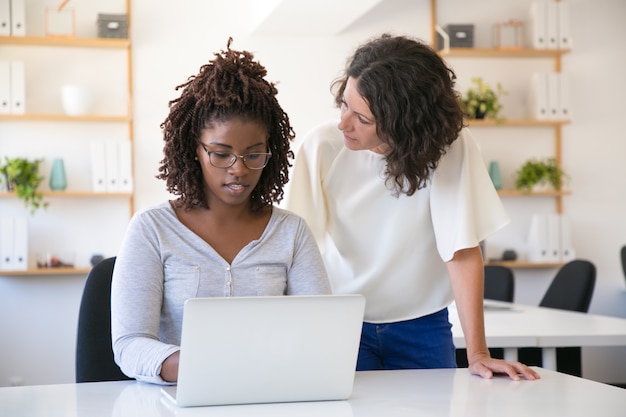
1 0 625 386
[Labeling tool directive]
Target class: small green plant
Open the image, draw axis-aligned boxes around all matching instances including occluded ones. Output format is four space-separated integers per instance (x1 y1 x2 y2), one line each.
460 77 506 121
514 157 567 191
0 157 48 214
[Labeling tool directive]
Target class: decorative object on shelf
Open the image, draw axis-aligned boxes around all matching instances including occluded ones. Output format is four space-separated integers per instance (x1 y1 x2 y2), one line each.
97 13 128 39
0 156 48 214
488 161 503 190
502 249 518 261
45 0 75 38
444 24 474 48
36 251 75 268
49 158 68 191
514 157 567 191
493 19 524 49
61 84 93 116
459 77 506 121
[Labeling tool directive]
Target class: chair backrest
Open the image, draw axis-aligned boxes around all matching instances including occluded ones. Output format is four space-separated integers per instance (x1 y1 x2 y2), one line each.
621 246 626 282
539 260 596 313
484 265 515 302
75 256 133 382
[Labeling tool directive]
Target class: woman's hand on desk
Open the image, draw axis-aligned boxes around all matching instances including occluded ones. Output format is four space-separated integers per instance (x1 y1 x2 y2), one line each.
468 353 541 381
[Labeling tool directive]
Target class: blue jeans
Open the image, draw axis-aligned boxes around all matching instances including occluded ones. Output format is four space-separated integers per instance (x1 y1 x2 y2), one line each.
357 308 457 371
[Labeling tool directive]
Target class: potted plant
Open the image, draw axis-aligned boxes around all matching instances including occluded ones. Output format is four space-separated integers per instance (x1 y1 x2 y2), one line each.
0 157 48 214
514 157 567 192
459 77 506 121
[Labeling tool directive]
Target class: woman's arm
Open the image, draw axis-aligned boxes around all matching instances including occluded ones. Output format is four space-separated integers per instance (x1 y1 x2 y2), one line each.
446 246 540 381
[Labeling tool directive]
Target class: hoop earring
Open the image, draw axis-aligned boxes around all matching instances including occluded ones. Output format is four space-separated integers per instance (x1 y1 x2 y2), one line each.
194 156 198 161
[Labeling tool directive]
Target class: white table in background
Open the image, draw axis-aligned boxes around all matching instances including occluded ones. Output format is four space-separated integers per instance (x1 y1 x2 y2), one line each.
450 300 626 370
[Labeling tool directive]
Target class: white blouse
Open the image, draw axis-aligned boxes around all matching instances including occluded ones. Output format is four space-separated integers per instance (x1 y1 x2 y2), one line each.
286 120 509 323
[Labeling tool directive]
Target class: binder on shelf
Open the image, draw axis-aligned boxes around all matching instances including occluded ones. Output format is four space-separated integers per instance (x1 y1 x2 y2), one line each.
12 216 27 271
0 60 10 114
0 0 10 36
104 139 120 192
559 214 576 262
0 216 14 271
546 214 561 263
558 72 571 120
545 0 558 50
117 139 133 193
529 72 549 120
557 1 573 50
547 72 560 120
9 0 25 36
527 214 550 262
527 1 547 49
90 140 107 192
9 60 25 114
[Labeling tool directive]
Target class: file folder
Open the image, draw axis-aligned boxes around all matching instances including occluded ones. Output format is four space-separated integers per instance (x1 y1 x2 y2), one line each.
527 214 549 262
0 216 14 271
90 140 107 192
545 1 558 50
529 72 549 120
117 139 133 193
9 60 25 114
0 0 10 36
0 60 10 114
9 0 25 36
547 72 560 120
527 1 547 49
104 140 120 192
557 1 572 50
546 214 561 263
558 72 571 120
12 216 28 271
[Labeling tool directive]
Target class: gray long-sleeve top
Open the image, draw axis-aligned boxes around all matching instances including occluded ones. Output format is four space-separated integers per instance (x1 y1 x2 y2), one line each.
111 202 330 384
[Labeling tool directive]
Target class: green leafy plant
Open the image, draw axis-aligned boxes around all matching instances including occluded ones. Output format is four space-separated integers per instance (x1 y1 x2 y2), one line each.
460 77 506 121
514 157 567 191
0 157 48 214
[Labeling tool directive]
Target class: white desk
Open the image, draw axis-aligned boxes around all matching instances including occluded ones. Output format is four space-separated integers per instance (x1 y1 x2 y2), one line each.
1 368 624 417
450 301 626 370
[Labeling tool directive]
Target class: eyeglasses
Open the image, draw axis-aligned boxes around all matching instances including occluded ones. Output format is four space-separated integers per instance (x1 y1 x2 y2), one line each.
199 143 272 170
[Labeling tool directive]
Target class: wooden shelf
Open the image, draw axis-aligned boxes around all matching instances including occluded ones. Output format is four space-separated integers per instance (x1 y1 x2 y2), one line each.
0 113 131 122
485 261 564 269
439 47 571 58
466 119 571 127
0 35 129 49
0 191 133 198
0 267 91 276
497 189 571 197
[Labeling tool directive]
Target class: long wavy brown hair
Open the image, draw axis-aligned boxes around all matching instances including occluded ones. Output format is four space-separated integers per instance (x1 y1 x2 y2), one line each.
332 34 465 196
157 38 295 212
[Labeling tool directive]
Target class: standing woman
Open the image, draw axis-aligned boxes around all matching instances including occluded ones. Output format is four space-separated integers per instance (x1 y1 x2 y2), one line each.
287 34 539 381
111 39 330 384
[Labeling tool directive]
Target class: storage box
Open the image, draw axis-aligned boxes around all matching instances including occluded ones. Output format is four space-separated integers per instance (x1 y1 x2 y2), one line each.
446 24 474 48
97 14 128 39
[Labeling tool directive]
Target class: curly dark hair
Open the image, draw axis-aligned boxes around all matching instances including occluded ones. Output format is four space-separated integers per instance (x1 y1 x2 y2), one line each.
331 33 465 196
157 38 295 212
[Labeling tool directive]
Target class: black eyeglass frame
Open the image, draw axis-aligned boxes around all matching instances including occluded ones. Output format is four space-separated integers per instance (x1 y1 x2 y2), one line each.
198 142 272 170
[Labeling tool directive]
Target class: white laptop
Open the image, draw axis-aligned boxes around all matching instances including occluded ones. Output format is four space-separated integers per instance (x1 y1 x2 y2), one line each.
161 294 365 408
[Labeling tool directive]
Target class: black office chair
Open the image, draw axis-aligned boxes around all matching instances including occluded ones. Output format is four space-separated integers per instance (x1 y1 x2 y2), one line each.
620 245 626 279
76 256 133 383
456 265 515 367
518 259 596 377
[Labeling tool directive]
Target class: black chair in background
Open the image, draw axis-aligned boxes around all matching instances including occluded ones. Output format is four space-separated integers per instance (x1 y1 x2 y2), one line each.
76 256 133 383
456 265 515 368
518 259 596 377
620 245 626 284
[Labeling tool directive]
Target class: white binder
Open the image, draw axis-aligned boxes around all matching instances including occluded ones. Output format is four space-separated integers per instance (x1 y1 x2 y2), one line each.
0 0 11 36
559 214 576 262
117 139 133 193
545 1 558 50
557 1 572 50
9 0 25 36
104 140 120 192
527 1 547 49
0 60 10 114
90 140 107 192
547 72 560 120
558 73 571 120
0 216 14 270
9 60 25 114
527 214 550 262
529 72 549 120
546 214 561 262
12 216 27 271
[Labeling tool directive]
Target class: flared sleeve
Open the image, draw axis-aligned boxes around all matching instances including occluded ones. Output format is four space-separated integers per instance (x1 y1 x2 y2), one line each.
430 128 510 262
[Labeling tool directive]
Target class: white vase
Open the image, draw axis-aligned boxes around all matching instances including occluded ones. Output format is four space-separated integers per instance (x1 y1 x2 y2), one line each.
61 85 93 116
